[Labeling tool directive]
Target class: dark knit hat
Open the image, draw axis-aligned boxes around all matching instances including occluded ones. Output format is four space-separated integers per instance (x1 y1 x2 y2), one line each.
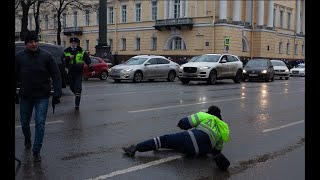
207 105 222 120
70 37 80 43
24 31 39 45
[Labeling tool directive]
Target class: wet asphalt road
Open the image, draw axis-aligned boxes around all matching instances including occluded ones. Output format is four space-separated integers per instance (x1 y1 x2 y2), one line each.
15 77 305 180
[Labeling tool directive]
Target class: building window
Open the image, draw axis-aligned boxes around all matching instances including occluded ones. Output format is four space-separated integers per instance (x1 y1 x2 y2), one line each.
28 16 32 30
136 37 141 50
286 43 290 54
121 38 126 50
294 44 298 55
174 0 181 18
109 39 113 50
108 7 114 24
279 10 283 28
168 37 186 50
85 10 90 26
151 37 157 50
73 11 78 27
287 12 291 29
302 44 304 55
62 13 67 28
53 14 57 29
45 15 48 29
152 0 157 21
135 3 141 22
279 42 282 54
273 9 276 27
85 40 89 50
96 12 99 25
121 5 127 23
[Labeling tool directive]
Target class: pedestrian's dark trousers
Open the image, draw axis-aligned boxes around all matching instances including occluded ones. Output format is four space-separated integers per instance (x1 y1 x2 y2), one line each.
69 71 82 106
135 129 213 156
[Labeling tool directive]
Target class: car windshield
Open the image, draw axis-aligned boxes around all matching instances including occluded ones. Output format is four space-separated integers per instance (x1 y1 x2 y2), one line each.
271 60 286 66
189 56 200 62
124 57 148 65
246 59 268 67
296 64 305 68
192 55 220 62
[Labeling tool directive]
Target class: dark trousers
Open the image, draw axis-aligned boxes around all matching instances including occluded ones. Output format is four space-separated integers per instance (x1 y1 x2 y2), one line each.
136 130 216 156
69 71 82 106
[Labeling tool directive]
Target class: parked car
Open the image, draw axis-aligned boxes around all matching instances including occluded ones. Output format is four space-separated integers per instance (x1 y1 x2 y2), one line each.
15 41 68 93
290 63 305 77
83 56 109 80
178 54 243 85
243 58 275 82
108 55 180 83
270 60 290 80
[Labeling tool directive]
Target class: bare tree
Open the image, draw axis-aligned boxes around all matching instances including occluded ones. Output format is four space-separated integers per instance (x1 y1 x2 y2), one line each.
46 0 86 45
19 0 37 40
33 0 44 35
15 0 20 10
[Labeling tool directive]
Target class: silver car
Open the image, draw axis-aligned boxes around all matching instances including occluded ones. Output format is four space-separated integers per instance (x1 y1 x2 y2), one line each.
108 55 180 83
270 60 290 80
178 54 243 84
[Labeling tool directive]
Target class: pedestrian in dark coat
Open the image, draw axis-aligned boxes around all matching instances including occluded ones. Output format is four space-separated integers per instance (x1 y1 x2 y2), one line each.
15 31 62 162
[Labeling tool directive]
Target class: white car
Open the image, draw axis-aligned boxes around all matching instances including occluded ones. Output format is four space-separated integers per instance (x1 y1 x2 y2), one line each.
108 55 180 83
290 64 305 77
270 60 290 80
178 54 243 85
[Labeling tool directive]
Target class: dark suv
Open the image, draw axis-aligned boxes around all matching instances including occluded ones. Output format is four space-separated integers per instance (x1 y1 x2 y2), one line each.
15 41 67 89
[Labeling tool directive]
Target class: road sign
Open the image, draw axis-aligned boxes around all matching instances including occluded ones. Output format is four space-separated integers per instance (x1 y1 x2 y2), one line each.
224 36 230 46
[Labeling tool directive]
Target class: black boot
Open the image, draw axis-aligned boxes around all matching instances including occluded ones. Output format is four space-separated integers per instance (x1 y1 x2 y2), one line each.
122 144 137 156
75 95 81 110
214 153 230 171
24 137 31 150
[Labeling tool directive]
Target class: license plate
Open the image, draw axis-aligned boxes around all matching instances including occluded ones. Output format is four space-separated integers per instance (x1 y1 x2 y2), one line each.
249 74 258 76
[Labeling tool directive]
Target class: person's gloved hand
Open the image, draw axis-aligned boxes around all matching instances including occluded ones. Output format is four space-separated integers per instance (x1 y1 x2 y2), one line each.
52 96 61 105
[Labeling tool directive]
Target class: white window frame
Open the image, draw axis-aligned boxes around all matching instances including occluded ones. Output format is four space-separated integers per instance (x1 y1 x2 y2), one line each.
53 14 57 29
85 10 90 26
121 38 126 50
73 11 78 27
121 5 127 23
151 37 157 50
151 0 158 21
279 10 283 28
135 3 141 22
108 7 114 24
136 37 141 50
62 13 67 28
287 12 291 29
174 0 181 18
286 43 290 54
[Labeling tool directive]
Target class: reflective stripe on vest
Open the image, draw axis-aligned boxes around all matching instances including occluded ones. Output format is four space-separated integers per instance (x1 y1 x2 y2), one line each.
187 130 199 156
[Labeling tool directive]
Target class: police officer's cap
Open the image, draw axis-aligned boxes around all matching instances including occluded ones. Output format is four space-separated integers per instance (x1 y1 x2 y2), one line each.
207 105 222 120
70 37 80 43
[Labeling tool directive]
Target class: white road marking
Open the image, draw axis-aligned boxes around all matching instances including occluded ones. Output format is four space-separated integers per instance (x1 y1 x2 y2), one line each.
15 120 64 129
262 120 304 133
85 155 183 180
128 97 246 113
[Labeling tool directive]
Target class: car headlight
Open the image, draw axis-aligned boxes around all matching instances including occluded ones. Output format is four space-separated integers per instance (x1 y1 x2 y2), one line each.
285 69 289 72
243 70 247 73
199 66 211 70
261 70 267 73
122 68 133 72
179 67 183 71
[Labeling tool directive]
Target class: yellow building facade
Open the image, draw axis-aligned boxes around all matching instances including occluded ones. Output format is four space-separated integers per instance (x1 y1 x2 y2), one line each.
15 0 305 63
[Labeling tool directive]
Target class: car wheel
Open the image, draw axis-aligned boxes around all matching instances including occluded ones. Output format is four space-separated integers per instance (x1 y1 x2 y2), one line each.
180 78 190 84
207 70 217 85
285 77 289 80
133 71 143 83
167 71 176 82
100 71 108 80
114 79 121 83
233 70 242 83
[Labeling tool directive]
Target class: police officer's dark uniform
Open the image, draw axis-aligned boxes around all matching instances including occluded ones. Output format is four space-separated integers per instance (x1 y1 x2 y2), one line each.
63 37 94 109
122 105 231 170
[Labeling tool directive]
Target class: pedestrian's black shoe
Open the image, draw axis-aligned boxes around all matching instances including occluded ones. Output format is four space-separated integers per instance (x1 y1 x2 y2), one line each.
122 144 137 157
33 153 42 162
75 106 79 110
24 138 31 150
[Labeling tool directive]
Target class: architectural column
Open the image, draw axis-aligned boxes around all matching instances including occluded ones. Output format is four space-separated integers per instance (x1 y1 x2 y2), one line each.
302 0 305 34
169 0 173 19
267 0 274 27
295 0 301 34
245 0 252 24
219 0 227 20
257 0 264 26
233 0 241 22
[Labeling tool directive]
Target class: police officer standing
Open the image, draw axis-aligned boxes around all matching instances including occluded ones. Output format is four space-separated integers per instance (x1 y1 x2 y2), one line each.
63 37 95 110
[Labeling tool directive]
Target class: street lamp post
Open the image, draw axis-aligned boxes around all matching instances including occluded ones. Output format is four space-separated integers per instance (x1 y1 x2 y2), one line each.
95 0 111 60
